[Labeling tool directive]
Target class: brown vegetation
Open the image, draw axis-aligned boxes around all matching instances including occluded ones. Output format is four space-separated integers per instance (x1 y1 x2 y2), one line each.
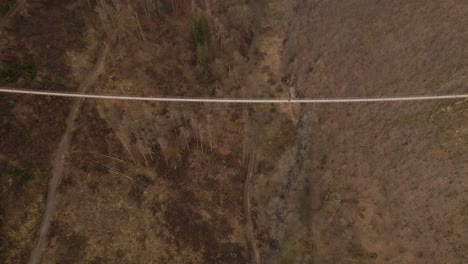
1 0 466 263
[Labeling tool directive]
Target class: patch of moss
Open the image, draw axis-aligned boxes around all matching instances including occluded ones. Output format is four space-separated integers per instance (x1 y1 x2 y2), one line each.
0 59 36 83
10 169 33 187
0 4 10 17
280 233 309 264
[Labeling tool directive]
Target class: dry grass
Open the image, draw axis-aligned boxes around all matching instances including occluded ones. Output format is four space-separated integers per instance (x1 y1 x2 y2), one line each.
283 1 467 261
96 0 144 42
0 168 48 263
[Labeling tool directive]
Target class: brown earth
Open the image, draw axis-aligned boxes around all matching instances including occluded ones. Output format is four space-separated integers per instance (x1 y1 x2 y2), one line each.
1 0 467 264
253 0 467 264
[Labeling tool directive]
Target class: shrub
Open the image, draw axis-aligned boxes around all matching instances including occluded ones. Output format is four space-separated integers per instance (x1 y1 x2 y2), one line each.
189 15 216 73
189 15 211 49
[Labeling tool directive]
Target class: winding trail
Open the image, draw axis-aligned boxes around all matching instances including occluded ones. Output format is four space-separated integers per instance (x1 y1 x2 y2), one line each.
28 41 111 264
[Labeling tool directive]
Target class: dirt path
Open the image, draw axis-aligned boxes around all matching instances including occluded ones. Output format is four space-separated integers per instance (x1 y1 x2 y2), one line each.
28 41 111 264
